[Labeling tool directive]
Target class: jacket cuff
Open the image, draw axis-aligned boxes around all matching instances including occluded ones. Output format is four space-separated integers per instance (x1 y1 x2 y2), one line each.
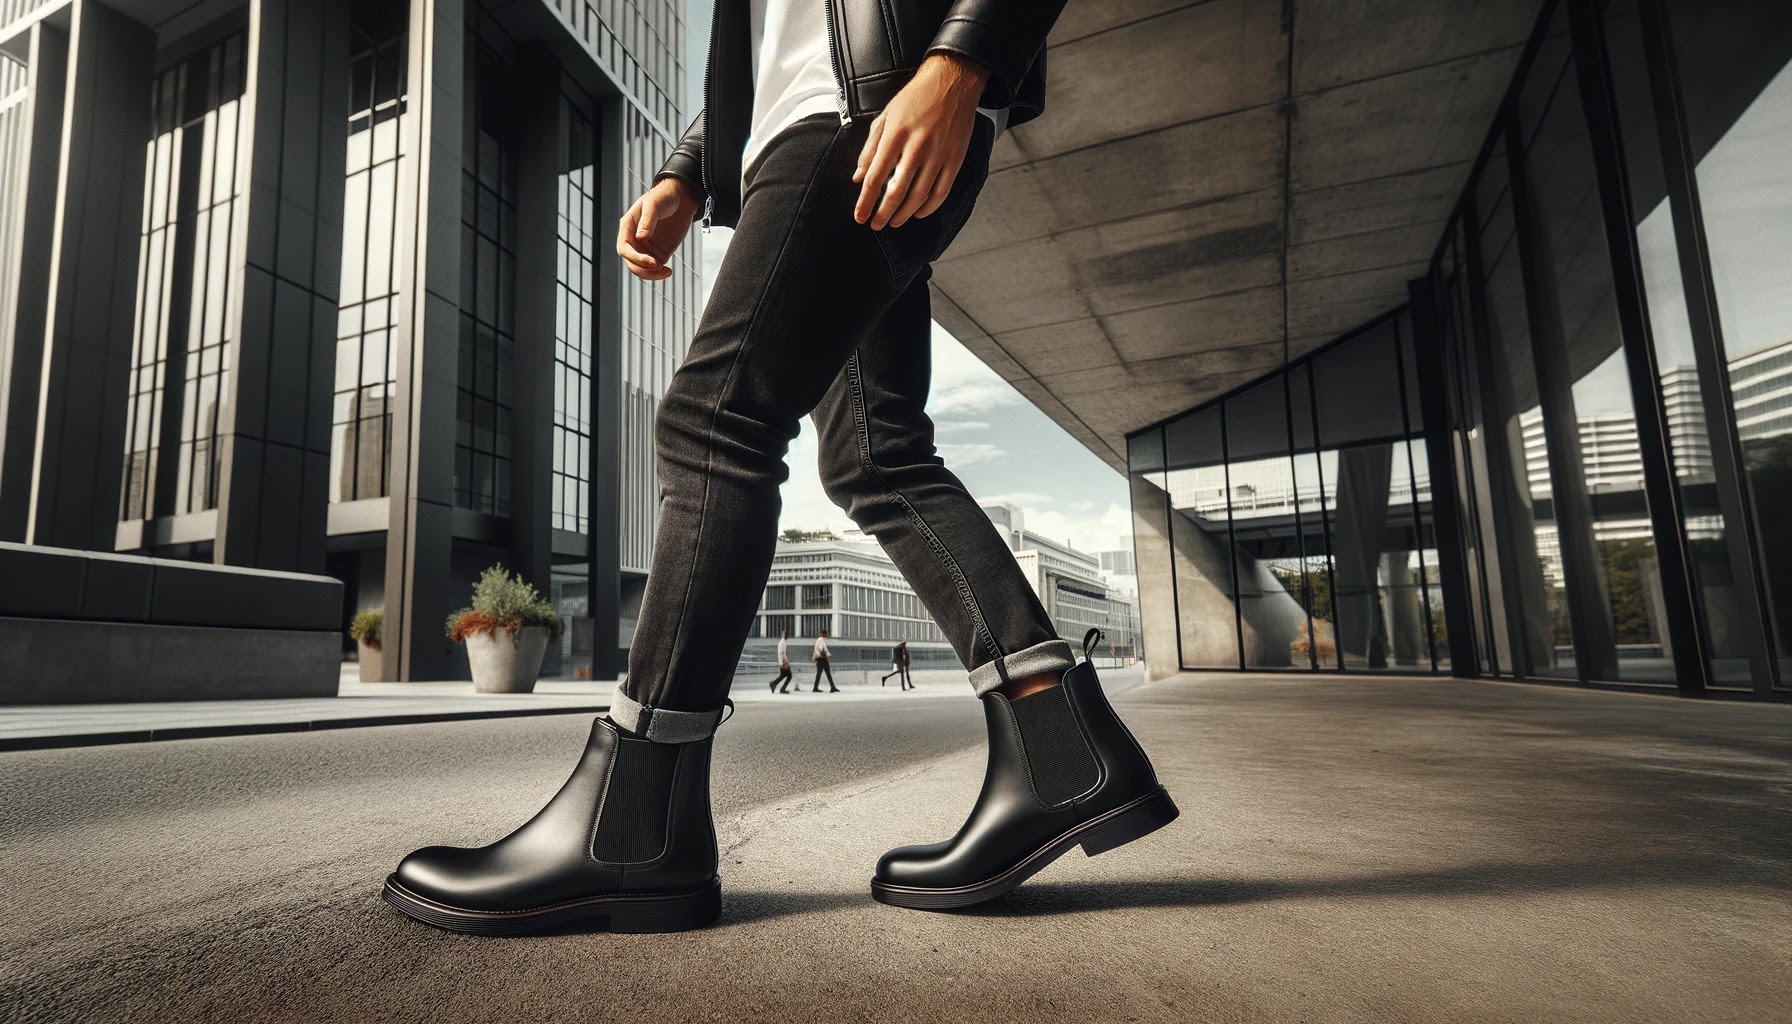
653 153 703 196
925 15 1035 108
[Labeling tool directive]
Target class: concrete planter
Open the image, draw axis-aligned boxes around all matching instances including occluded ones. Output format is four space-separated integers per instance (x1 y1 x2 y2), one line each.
465 625 550 694
356 639 383 682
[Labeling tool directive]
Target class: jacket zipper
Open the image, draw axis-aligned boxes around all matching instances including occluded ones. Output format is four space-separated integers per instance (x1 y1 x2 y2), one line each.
699 0 718 231
822 0 853 126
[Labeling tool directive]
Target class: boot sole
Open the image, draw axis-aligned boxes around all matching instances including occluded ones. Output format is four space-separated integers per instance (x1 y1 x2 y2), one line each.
381 874 722 935
869 787 1179 911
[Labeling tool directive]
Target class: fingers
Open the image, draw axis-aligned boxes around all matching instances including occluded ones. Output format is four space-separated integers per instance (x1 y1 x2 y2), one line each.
853 115 970 229
888 163 942 229
616 195 675 281
635 193 660 240
852 115 883 186
855 123 901 225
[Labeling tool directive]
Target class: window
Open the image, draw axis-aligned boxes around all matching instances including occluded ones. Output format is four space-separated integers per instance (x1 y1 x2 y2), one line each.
331 0 408 503
120 33 248 520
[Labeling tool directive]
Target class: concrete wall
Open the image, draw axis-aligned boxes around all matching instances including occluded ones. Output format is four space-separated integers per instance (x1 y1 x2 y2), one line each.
0 541 341 702
0 618 340 702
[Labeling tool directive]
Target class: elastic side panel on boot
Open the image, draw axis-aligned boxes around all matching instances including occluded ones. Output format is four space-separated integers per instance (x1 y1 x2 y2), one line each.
1008 685 1100 807
591 740 682 863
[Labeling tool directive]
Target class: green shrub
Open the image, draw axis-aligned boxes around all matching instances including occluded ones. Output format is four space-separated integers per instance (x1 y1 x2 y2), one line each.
445 564 561 646
349 609 383 650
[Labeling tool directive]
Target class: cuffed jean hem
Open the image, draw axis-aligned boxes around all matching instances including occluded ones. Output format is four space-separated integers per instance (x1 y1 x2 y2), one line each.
609 685 729 743
967 638 1079 697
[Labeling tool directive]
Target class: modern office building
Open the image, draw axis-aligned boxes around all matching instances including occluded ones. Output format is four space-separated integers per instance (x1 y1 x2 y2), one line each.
0 0 698 681
979 500 1142 662
744 538 959 675
919 0 1789 699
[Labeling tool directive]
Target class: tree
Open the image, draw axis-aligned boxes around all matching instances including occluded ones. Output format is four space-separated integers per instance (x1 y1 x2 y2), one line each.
779 528 839 543
1597 537 1656 646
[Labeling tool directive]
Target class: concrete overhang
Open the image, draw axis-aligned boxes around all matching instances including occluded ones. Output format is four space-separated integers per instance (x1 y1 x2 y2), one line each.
929 0 1545 472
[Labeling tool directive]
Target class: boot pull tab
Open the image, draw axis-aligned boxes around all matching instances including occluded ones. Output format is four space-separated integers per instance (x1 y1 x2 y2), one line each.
1082 627 1104 662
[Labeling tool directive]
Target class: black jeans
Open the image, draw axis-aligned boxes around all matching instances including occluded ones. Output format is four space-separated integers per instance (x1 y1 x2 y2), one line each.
624 112 1075 714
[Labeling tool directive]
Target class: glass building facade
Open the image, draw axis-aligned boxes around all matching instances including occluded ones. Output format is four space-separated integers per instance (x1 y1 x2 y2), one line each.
0 0 697 680
1129 312 1445 674
1129 0 1791 698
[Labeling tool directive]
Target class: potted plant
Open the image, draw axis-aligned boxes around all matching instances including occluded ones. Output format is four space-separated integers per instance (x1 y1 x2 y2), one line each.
446 565 562 694
349 609 384 682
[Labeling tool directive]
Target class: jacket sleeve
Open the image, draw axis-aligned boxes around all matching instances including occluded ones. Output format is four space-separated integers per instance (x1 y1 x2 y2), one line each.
653 110 705 199
923 0 1068 108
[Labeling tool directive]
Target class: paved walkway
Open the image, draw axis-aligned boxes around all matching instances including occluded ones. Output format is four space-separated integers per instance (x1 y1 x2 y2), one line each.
4 672 1787 1022
0 663 996 749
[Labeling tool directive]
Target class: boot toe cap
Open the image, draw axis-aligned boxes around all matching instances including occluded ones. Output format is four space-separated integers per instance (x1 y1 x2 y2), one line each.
874 840 954 886
392 844 480 903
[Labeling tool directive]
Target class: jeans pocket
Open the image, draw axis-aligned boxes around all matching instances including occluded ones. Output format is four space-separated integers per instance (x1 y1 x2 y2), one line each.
871 116 994 279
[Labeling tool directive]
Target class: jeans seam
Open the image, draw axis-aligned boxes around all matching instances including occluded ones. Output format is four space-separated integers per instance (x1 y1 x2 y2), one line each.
844 350 1008 674
654 125 847 706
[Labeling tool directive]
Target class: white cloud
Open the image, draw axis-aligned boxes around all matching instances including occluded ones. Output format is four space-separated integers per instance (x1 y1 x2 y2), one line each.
935 419 991 433
936 441 1005 466
1008 500 1134 556
927 377 1022 417
986 491 1055 507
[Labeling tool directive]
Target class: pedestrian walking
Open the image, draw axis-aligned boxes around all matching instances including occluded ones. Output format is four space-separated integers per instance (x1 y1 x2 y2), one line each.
880 639 912 690
811 629 838 693
386 0 1175 936
770 628 793 693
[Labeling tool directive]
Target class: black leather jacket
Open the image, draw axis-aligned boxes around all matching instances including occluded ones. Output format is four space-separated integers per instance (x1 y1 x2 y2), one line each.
654 0 1068 231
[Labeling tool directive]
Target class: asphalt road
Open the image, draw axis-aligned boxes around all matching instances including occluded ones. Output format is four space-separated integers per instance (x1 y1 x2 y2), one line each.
6 670 1787 1024
0 684 1062 1023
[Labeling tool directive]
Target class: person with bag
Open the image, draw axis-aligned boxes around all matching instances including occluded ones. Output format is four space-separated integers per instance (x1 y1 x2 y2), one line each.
880 639 912 690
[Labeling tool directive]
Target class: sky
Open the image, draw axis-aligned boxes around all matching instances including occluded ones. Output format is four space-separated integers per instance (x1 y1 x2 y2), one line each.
676 0 1131 559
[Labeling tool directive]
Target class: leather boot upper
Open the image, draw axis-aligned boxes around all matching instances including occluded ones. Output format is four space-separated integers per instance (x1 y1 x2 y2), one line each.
393 717 718 912
874 660 1160 890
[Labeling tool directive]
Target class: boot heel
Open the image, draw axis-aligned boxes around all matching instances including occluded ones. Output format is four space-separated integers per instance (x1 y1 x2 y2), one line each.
1080 788 1178 857
607 877 722 933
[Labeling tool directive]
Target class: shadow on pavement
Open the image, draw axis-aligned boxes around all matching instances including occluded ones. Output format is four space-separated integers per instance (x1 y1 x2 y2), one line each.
947 854 1779 917
721 887 868 924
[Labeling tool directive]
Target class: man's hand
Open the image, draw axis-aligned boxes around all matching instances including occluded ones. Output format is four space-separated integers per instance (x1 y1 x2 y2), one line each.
853 53 992 230
617 177 702 281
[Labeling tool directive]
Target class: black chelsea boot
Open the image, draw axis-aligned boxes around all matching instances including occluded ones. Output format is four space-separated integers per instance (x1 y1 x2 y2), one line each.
383 700 728 935
872 632 1177 909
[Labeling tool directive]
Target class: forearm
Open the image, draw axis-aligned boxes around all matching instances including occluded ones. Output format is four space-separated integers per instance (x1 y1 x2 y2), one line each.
924 0 1068 107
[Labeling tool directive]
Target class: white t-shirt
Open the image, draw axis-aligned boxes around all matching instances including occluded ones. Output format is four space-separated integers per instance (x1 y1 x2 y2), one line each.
740 0 1006 196
777 636 789 663
813 635 830 659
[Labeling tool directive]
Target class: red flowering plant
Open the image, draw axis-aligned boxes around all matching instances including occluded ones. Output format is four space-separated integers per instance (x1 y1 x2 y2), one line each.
445 565 562 647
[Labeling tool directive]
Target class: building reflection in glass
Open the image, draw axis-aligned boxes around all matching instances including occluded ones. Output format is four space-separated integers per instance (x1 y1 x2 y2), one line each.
1131 311 1446 674
120 32 247 521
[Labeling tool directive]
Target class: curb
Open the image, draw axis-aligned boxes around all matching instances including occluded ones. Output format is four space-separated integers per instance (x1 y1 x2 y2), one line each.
0 704 610 752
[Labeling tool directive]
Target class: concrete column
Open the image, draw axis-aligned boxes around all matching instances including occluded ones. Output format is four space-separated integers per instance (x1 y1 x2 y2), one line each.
383 0 464 680
213 0 352 573
507 48 558 613
1128 445 1181 681
0 20 67 541
25 0 153 551
1333 444 1393 666
1383 550 1426 667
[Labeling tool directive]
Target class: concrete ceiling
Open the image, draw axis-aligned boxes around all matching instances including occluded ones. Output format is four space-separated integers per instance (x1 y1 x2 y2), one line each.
929 0 1545 472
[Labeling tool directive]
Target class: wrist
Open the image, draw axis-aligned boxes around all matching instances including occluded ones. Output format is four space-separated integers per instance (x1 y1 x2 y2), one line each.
654 174 700 206
920 51 991 99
